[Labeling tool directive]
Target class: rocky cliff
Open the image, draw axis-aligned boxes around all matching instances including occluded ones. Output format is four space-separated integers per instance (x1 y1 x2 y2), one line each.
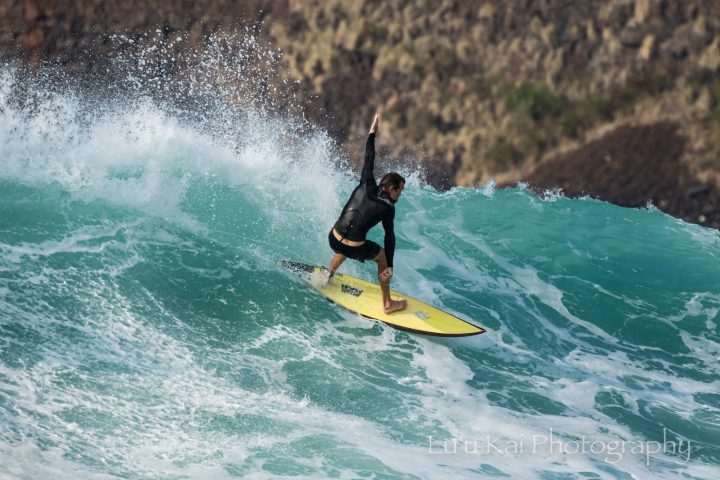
2 0 719 227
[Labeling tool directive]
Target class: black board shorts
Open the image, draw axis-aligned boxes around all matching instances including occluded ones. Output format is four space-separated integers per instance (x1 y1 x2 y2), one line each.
328 230 381 262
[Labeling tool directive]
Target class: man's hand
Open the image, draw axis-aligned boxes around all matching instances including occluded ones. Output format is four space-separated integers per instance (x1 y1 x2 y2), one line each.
379 266 393 283
370 112 380 134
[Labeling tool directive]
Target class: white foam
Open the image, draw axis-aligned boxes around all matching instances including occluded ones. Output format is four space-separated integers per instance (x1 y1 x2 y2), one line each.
0 67 348 248
480 178 496 197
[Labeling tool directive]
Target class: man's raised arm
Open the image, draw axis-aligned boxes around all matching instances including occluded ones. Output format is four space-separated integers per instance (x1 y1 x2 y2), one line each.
360 113 380 185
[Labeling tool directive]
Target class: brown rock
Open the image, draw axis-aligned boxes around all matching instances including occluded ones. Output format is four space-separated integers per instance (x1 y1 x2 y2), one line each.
24 1 38 22
621 28 645 49
633 0 653 25
524 122 720 228
22 28 43 49
638 34 655 60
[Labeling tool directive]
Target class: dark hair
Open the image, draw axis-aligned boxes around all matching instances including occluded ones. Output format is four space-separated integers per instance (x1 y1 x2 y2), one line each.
379 172 405 190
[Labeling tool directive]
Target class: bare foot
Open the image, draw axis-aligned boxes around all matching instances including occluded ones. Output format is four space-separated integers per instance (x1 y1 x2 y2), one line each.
384 298 408 314
311 268 332 288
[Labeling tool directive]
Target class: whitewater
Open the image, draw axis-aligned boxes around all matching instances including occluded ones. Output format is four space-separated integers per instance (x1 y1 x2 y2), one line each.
1 35 719 480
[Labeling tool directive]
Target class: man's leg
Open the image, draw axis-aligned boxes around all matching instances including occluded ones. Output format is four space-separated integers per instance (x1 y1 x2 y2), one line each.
327 253 346 275
314 253 346 288
374 249 407 314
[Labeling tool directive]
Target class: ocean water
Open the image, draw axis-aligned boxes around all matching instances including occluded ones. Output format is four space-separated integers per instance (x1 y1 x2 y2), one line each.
1 43 720 480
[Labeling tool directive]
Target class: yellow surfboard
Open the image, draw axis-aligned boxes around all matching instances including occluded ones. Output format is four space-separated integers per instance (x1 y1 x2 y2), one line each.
280 261 486 337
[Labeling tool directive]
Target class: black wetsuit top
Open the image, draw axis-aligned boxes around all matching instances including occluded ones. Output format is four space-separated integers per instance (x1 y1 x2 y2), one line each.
333 133 396 267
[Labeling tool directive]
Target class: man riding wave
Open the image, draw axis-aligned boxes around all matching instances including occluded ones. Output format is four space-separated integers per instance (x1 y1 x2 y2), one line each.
326 112 408 314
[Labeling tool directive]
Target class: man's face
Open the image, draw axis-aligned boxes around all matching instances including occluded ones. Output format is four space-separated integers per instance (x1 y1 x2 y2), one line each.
388 182 405 203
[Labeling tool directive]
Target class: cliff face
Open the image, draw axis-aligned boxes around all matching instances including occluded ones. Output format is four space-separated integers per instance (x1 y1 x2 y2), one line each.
268 1 720 180
0 1 272 72
2 0 720 227
527 122 720 228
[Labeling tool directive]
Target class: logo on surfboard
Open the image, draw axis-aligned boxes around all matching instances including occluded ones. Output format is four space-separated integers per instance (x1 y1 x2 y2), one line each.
341 284 363 297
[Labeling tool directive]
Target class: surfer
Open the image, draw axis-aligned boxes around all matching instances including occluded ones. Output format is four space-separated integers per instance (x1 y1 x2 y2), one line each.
326 112 408 314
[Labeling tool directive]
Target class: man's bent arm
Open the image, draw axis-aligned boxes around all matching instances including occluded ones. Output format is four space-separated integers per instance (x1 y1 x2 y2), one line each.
382 212 396 268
